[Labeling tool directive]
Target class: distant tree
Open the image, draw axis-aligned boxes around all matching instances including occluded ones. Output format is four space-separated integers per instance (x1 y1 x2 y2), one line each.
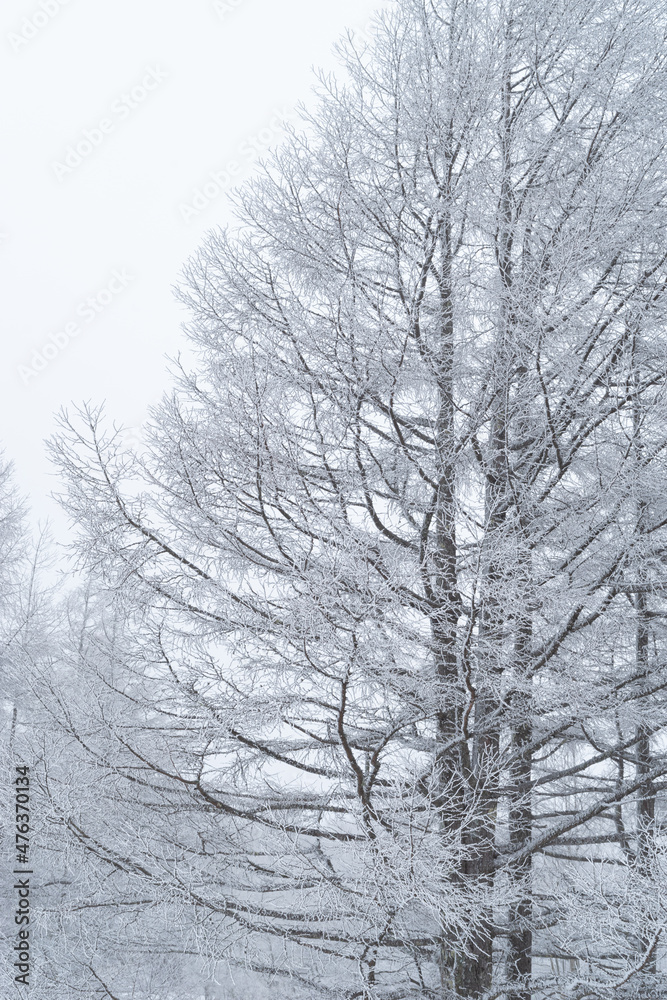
29 585 257 1000
48 0 667 997
0 451 39 768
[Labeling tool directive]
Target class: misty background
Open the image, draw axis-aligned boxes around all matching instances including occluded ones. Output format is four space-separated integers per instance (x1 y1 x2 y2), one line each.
1 0 387 537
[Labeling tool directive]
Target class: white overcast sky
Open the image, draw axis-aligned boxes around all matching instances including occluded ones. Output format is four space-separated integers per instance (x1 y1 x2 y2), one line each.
1 0 388 538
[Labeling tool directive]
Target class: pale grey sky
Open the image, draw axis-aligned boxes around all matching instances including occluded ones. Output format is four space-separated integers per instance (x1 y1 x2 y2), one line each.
1 0 387 537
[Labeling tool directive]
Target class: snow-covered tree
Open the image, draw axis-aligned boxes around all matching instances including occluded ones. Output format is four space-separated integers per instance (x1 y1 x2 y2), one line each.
0 457 55 998
47 0 667 997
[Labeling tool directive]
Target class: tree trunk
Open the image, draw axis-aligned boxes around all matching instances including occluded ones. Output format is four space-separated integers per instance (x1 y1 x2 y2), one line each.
506 691 532 999
633 336 657 978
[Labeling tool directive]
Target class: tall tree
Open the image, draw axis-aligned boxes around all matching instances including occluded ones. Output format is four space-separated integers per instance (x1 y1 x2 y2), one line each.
48 0 667 997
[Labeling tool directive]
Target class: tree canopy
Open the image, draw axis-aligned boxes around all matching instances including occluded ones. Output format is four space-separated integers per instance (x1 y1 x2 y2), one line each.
9 1 667 998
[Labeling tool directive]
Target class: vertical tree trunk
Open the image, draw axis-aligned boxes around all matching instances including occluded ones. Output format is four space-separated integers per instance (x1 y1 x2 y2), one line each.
433 210 473 995
506 620 533 999
632 330 657 979
635 594 656 976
